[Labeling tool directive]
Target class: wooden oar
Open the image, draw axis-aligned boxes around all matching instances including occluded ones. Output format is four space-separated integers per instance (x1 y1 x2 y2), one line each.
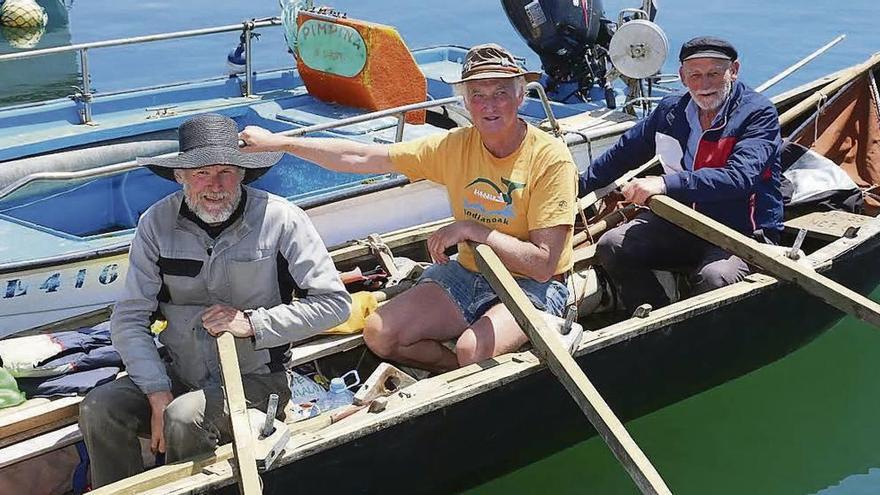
649 195 880 327
470 242 672 495
216 332 262 494
778 52 880 127
578 157 660 212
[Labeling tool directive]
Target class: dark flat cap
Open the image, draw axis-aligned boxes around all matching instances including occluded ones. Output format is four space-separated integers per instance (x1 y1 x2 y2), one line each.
679 36 738 62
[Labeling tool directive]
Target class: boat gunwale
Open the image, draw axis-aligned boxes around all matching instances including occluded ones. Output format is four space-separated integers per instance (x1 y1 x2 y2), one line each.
116 212 880 495
0 119 634 275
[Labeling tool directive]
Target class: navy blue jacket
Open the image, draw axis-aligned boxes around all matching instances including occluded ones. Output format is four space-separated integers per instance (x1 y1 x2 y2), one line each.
580 80 783 236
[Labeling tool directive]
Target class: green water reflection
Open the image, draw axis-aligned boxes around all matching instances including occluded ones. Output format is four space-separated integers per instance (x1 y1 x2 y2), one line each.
467 289 880 494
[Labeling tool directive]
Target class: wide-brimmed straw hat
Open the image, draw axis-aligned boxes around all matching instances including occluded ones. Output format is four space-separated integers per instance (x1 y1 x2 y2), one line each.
137 113 282 183
444 43 540 84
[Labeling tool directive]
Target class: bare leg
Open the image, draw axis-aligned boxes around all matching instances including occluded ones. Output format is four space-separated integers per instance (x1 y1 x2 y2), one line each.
364 282 469 372
454 302 529 367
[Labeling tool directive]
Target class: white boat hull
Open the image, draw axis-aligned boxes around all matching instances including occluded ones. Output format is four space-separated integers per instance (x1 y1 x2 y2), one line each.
0 180 452 337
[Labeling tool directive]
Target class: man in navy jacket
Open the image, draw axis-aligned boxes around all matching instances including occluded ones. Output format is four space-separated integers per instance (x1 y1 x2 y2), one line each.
579 36 783 312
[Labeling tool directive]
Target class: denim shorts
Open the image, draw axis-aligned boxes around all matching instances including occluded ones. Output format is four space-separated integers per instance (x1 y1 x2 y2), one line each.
418 260 569 324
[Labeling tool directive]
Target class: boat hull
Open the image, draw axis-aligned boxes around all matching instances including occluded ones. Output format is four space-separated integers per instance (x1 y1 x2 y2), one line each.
239 231 880 495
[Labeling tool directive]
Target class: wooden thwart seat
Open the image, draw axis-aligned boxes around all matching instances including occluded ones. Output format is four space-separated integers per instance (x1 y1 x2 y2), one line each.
783 210 873 241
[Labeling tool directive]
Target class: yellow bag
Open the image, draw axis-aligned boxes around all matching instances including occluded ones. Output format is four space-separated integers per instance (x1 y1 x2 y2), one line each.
323 291 378 334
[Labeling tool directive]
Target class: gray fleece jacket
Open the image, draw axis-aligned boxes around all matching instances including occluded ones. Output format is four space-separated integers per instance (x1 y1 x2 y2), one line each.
110 186 351 394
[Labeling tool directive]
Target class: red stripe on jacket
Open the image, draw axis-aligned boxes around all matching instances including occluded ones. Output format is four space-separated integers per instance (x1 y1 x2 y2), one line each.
694 136 737 170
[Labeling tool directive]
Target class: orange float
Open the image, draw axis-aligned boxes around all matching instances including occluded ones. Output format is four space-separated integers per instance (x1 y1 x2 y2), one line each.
295 10 427 124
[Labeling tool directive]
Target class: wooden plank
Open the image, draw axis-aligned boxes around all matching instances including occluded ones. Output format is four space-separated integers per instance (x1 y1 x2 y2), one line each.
289 333 364 367
551 109 637 134
650 195 880 328
102 218 880 494
329 218 451 263
216 332 262 494
784 210 873 241
89 444 234 495
807 215 880 269
0 416 78 450
0 396 80 441
778 52 880 126
573 243 599 267
0 423 80 469
470 242 671 495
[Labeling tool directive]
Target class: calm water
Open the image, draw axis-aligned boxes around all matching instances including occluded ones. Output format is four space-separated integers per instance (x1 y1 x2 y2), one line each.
467 291 880 495
2 0 879 493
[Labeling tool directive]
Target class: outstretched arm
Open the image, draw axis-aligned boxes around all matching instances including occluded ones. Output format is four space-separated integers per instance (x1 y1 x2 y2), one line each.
239 126 395 175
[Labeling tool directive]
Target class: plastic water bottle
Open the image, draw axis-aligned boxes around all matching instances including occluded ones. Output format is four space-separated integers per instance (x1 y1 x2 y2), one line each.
321 370 360 412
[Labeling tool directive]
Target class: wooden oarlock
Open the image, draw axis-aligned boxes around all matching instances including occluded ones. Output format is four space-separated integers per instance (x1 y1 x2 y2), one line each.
470 242 672 495
353 363 416 406
649 195 880 328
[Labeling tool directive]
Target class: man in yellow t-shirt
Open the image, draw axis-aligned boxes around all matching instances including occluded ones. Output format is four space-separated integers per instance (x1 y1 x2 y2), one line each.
240 43 577 372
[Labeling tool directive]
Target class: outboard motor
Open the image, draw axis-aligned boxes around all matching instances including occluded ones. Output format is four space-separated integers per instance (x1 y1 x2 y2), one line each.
501 0 667 107
501 0 614 103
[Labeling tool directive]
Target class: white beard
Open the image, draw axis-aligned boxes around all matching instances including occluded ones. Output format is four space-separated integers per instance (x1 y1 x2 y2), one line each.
182 183 241 224
693 78 732 112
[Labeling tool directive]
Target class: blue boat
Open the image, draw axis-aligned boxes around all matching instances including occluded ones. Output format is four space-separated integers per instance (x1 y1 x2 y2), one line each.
0 3 653 335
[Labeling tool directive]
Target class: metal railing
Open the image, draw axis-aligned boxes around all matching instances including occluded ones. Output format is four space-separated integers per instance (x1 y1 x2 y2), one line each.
0 18 283 124
526 81 560 135
0 81 573 202
0 96 462 201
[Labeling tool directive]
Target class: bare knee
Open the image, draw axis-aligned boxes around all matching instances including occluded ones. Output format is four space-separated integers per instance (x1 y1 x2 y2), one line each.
455 331 491 367
454 332 477 367
363 313 398 358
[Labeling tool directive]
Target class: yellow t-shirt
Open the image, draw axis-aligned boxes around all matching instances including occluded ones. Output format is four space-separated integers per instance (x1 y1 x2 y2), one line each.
389 124 577 275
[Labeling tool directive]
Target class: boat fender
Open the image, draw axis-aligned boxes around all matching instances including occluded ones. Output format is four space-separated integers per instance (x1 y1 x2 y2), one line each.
226 37 247 75
226 31 260 76
0 0 46 28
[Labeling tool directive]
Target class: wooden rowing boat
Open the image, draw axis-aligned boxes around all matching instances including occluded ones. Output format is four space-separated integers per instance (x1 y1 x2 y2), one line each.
2 51 879 495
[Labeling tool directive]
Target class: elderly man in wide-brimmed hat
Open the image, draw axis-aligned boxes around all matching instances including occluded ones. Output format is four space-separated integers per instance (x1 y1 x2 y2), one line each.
240 43 579 373
579 36 783 313
78 114 351 487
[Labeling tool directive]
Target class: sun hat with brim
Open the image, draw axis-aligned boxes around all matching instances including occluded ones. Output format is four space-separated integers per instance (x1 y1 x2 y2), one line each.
137 113 283 183
443 43 541 84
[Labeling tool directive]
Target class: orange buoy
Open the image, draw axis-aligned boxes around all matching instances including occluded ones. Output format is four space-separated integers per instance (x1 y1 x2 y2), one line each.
295 11 427 124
